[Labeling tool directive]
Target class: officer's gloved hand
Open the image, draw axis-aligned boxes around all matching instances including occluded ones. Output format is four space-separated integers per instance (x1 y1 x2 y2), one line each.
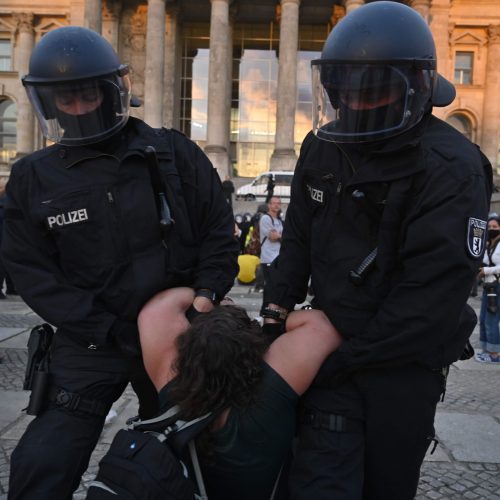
109 319 141 358
262 321 286 343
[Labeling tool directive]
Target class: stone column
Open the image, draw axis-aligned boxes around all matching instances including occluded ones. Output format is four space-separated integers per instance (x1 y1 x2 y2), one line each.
144 0 166 128
344 0 364 15
270 0 300 171
14 13 35 157
163 1 181 129
84 0 102 34
69 0 85 26
226 5 236 167
429 0 451 120
411 0 431 23
205 0 232 177
481 25 500 171
102 0 122 51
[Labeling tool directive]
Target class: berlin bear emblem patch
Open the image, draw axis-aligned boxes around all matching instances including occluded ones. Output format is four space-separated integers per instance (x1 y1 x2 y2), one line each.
467 217 487 258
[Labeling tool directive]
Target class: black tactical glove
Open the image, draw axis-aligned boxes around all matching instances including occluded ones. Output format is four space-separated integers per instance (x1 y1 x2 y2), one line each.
108 319 141 358
262 321 286 343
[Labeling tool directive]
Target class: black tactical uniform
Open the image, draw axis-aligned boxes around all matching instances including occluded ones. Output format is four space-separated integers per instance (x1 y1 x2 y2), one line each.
270 115 491 371
269 118 491 500
3 27 238 500
263 3 492 499
4 118 238 343
4 117 239 500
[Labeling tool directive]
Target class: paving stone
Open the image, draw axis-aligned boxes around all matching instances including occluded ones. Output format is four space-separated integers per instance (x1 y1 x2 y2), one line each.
427 490 443 499
435 413 500 463
463 492 480 499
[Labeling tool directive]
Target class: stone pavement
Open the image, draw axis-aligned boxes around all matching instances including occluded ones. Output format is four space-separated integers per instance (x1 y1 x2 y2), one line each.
0 287 499 499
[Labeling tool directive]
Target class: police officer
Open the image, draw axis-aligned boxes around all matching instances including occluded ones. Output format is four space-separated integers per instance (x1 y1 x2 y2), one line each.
261 3 492 499
3 26 239 499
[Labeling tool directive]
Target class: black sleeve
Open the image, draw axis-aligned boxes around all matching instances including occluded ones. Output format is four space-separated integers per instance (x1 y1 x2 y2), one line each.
183 142 239 299
319 165 491 377
1 165 116 346
264 136 314 310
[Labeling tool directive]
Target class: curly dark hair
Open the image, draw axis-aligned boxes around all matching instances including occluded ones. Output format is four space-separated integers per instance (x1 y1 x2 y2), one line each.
170 305 269 421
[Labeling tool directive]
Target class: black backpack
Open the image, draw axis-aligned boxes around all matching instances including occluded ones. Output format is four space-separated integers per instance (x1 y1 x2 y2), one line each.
86 405 217 500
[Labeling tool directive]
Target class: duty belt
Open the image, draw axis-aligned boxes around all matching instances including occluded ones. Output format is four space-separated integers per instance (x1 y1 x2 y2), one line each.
300 409 363 433
49 386 108 417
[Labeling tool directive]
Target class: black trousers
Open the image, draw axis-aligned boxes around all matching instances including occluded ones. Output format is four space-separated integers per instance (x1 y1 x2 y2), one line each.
289 364 445 500
8 329 158 500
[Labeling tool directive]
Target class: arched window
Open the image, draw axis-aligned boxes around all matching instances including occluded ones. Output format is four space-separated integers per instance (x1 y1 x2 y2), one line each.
446 112 473 142
0 98 16 163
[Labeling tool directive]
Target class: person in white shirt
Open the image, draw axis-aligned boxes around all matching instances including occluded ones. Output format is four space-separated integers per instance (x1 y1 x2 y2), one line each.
259 196 283 292
476 215 500 363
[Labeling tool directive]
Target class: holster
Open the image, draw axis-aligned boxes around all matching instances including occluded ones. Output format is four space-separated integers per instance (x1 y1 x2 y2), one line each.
24 323 55 415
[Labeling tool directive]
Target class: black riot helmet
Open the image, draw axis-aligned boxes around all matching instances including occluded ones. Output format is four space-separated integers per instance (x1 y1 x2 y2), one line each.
22 26 132 146
311 1 456 143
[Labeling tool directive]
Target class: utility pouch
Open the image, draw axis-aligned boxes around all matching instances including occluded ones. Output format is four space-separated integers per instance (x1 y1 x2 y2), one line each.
24 323 54 415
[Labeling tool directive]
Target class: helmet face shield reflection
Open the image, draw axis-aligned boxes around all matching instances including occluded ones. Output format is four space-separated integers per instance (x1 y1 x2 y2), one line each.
24 73 131 146
312 61 434 143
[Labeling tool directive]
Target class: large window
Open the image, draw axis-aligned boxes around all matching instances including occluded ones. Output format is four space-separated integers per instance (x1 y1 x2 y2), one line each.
0 99 16 162
236 47 278 175
180 24 210 144
179 21 329 176
295 26 328 146
232 23 279 177
232 23 328 176
454 51 473 85
295 51 320 144
0 39 11 71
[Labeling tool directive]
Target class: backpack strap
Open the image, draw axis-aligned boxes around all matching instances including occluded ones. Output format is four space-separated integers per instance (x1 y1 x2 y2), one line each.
349 175 414 285
144 145 175 247
127 404 180 431
188 441 208 499
148 128 197 245
129 405 218 499
129 404 221 455
269 464 283 500
260 213 274 245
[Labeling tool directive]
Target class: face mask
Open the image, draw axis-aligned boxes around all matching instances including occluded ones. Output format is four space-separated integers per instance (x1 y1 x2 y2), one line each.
54 91 117 142
488 229 500 240
55 108 104 139
338 100 404 136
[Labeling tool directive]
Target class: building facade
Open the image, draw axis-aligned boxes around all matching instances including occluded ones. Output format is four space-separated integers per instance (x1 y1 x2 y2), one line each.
0 0 499 180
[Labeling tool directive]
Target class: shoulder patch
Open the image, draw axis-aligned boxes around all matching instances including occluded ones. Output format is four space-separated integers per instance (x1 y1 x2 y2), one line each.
467 217 487 258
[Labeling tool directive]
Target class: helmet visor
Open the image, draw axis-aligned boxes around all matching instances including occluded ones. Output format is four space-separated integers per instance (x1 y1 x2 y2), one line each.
312 61 433 143
24 74 131 146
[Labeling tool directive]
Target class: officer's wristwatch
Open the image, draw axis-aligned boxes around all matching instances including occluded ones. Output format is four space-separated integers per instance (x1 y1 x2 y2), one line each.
195 288 220 305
